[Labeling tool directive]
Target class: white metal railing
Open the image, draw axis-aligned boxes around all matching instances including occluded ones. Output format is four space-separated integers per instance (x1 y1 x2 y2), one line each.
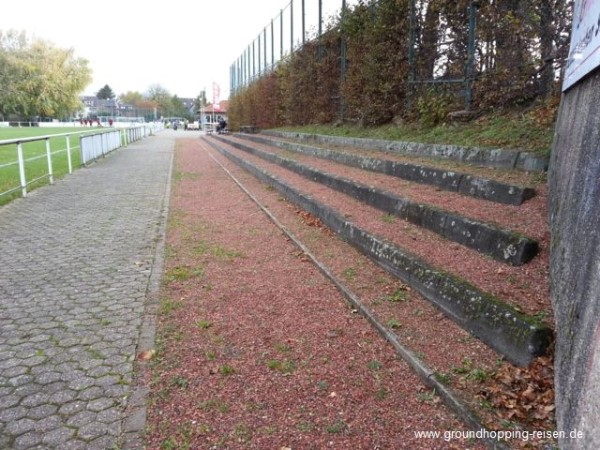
0 131 84 199
80 130 122 165
78 125 157 165
1 125 160 202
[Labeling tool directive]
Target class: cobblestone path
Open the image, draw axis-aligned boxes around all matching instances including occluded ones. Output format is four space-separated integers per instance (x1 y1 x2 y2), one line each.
0 132 174 449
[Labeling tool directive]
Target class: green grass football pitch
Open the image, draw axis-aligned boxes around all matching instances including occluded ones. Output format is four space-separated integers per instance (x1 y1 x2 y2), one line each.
0 127 91 205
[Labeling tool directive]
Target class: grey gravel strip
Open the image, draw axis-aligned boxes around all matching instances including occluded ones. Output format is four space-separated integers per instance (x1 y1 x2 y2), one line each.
0 132 174 449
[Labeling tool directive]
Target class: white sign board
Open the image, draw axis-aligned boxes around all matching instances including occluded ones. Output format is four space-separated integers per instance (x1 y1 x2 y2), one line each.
563 0 600 91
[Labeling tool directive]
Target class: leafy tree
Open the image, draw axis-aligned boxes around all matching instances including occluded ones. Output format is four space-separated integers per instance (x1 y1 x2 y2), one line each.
169 95 192 120
145 85 190 119
119 90 144 106
0 31 27 119
193 90 207 112
96 84 115 99
231 0 573 128
146 84 172 117
0 30 91 119
146 84 170 102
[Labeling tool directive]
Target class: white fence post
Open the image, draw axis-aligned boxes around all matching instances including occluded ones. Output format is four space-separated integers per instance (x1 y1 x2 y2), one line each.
2 126 159 203
17 142 28 198
45 138 54 184
66 136 73 174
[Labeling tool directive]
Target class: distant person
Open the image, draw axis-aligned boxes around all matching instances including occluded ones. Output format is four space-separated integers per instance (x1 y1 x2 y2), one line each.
217 118 227 134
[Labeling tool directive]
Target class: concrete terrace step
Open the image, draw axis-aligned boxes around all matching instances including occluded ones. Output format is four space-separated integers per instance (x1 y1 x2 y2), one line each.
262 130 549 172
214 135 539 266
203 136 552 367
235 133 536 205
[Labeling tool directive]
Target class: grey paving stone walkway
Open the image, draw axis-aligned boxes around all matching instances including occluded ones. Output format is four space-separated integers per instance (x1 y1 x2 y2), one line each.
0 131 176 449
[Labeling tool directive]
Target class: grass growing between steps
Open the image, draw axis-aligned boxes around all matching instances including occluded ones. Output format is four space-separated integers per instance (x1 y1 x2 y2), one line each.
275 103 558 156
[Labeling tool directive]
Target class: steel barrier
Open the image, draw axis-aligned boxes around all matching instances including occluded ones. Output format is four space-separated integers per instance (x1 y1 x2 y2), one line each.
0 125 159 203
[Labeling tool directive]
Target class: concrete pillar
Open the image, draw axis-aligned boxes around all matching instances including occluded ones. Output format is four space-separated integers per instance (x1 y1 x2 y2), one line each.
549 67 600 449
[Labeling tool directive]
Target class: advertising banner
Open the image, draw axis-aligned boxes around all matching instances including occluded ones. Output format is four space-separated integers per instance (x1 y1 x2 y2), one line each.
563 0 600 91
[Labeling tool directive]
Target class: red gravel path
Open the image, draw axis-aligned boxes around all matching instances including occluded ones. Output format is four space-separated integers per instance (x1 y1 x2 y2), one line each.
214 134 551 318
143 138 486 449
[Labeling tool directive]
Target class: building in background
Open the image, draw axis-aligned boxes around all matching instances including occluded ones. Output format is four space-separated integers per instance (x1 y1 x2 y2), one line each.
200 100 229 130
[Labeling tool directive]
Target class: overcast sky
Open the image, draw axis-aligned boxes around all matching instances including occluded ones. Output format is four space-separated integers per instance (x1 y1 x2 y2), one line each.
0 0 304 100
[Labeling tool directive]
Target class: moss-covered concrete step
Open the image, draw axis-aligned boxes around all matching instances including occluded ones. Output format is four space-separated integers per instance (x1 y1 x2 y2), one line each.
262 130 548 172
215 135 538 266
235 133 535 205
204 137 552 367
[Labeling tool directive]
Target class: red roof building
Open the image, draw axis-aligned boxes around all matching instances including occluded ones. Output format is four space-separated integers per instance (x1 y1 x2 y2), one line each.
200 100 229 127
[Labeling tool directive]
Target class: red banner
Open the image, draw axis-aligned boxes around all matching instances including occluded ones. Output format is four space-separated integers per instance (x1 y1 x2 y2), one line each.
212 82 221 110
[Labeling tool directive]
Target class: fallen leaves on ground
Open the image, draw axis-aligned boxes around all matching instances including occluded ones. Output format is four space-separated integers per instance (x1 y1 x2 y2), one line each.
479 353 555 429
294 209 335 236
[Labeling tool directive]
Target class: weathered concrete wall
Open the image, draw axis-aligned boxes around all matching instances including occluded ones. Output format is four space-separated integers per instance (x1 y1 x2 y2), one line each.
549 69 600 449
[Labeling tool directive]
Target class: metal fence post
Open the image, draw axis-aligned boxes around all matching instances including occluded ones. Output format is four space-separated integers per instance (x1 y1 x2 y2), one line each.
406 0 417 110
465 1 478 110
318 0 323 58
245 47 248 86
66 136 73 174
79 135 84 166
247 45 250 83
271 19 275 70
17 142 27 197
408 0 416 84
340 0 347 121
45 138 54 184
258 34 262 76
302 0 306 45
264 27 267 72
290 0 294 52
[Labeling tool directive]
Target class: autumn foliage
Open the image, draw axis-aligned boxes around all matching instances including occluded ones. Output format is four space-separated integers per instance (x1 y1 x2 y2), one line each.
480 354 556 434
229 0 571 130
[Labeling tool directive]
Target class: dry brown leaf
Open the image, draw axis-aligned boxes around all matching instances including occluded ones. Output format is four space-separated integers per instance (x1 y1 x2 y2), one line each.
137 349 156 361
